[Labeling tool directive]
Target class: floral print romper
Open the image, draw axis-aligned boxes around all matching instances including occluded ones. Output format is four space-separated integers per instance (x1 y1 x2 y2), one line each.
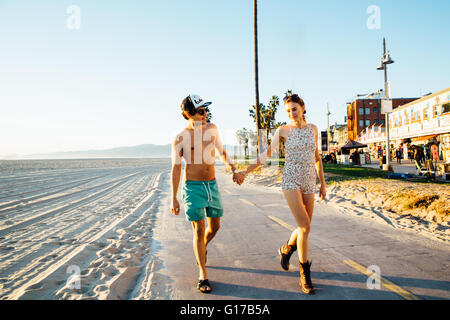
281 124 317 194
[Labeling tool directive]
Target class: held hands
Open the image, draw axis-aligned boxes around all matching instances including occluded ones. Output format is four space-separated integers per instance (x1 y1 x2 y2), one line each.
232 171 246 186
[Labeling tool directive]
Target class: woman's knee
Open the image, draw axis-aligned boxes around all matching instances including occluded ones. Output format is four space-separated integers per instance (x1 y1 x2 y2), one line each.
297 223 310 235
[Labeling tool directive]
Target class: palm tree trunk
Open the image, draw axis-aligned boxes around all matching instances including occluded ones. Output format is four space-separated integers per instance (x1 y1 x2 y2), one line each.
254 0 261 156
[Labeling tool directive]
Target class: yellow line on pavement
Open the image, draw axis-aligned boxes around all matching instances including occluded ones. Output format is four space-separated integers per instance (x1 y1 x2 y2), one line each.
240 198 255 206
268 215 296 231
268 215 419 300
223 189 232 195
343 259 420 300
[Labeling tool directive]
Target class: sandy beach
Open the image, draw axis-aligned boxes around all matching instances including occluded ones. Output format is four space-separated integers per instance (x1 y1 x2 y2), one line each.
0 159 171 300
227 165 449 243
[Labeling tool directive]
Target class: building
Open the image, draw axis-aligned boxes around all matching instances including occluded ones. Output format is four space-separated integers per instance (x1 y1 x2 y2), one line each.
346 90 418 141
320 131 328 153
328 123 347 153
358 87 450 161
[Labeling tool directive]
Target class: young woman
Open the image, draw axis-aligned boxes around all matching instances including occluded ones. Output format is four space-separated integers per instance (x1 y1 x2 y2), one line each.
239 93 326 294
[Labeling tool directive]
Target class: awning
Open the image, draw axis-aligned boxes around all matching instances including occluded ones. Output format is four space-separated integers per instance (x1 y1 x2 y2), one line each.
337 140 368 151
412 134 438 142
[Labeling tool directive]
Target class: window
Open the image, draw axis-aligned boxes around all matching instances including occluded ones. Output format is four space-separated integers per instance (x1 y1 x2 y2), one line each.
442 103 450 114
365 120 370 126
359 120 364 127
365 108 370 114
373 107 378 113
359 108 364 115
433 105 439 117
423 108 429 120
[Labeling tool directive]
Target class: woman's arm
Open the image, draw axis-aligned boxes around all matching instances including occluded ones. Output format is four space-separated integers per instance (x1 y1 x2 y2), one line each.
313 125 326 200
244 126 283 175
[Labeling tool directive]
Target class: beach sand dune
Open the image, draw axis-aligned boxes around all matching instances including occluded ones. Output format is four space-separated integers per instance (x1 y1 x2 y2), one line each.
0 160 170 300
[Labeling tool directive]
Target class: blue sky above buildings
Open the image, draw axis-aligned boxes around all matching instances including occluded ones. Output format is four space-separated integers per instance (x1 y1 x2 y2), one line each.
0 0 449 155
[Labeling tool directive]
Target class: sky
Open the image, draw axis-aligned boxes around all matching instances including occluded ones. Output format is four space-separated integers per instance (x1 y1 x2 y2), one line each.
0 0 449 156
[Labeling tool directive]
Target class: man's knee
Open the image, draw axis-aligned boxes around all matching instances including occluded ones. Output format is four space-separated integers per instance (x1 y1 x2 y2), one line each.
192 220 206 237
210 220 220 233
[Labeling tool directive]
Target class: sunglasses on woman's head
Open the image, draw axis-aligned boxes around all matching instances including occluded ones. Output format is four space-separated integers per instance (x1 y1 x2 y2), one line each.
189 107 206 116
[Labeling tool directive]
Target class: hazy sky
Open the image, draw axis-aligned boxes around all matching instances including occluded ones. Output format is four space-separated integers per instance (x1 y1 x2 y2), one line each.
1 0 449 156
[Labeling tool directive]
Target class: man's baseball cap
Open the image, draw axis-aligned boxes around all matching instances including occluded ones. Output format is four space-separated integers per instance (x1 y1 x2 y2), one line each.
181 94 212 112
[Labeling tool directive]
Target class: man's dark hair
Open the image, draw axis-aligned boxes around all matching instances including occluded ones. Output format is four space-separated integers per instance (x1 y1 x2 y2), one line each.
180 96 195 120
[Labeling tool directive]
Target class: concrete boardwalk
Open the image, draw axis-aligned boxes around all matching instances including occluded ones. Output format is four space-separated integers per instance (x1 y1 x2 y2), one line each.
362 159 448 176
150 169 450 300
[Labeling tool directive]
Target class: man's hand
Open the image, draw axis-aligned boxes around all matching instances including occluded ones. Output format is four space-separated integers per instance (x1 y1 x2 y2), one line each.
171 198 180 215
233 171 246 186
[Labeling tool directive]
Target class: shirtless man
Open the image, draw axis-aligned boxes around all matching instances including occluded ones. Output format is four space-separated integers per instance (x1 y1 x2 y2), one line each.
170 94 244 293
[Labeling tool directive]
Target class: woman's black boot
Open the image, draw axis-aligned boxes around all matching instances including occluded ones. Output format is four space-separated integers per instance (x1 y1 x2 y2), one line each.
298 260 315 295
278 241 297 271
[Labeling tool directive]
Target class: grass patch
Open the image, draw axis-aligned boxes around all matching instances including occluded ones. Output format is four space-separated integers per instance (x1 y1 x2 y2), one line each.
323 164 389 184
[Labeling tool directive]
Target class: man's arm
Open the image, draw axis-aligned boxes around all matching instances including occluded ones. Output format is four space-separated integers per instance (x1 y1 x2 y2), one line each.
170 135 183 215
212 124 237 172
211 124 245 184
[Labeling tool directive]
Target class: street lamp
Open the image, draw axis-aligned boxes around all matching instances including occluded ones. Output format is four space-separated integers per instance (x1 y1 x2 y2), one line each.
377 37 394 171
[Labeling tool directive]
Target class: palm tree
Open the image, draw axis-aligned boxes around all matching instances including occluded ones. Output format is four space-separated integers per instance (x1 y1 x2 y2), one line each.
253 0 261 156
205 106 212 123
236 128 250 158
249 95 281 150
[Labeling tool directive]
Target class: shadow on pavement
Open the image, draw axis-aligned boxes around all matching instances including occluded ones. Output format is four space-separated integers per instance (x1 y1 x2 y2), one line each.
208 265 449 300
207 281 400 300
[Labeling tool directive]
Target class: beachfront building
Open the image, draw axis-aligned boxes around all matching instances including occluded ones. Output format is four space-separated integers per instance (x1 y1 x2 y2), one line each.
320 131 328 153
328 123 347 153
346 90 418 141
358 87 450 162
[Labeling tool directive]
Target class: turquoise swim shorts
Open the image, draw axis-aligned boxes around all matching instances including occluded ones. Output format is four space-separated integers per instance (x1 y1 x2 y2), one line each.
182 179 224 222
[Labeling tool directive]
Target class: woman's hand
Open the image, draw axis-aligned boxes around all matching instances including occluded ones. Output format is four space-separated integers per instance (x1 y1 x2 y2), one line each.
319 184 326 201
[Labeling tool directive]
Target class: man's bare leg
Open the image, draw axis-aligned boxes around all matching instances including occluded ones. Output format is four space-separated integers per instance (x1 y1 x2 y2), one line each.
205 217 220 247
192 219 207 280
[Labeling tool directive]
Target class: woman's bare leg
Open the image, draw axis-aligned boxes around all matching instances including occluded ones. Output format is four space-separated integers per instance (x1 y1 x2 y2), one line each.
286 192 315 246
282 190 311 263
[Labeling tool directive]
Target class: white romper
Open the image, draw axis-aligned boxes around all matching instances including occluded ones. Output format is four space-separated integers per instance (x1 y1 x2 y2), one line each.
281 124 317 194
